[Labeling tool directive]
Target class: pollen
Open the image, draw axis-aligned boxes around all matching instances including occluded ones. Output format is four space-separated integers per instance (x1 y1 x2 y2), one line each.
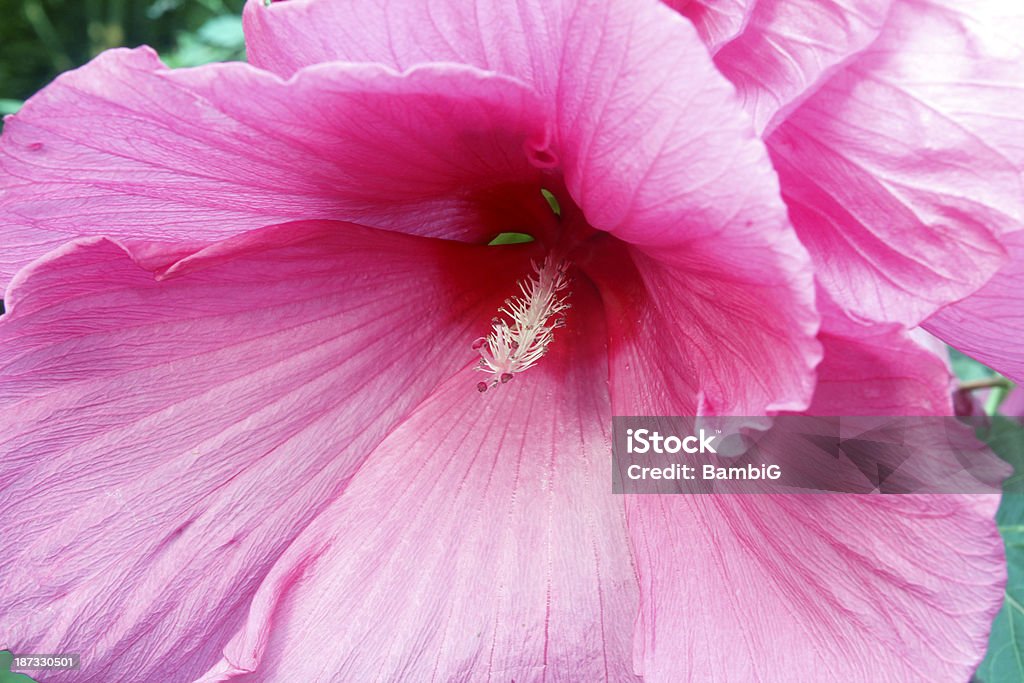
474 255 571 391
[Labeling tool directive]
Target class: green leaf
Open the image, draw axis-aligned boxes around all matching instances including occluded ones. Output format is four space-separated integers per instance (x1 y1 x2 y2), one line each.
540 188 561 217
977 417 1024 682
0 651 37 683
163 15 244 68
0 100 22 116
488 232 535 246
195 15 245 49
950 347 996 382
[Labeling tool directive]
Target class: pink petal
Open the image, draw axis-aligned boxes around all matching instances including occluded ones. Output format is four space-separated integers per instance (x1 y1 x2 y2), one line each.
582 236 821 416
243 0 519 77
0 221 531 682
0 47 552 293
250 0 827 417
809 288 955 415
661 0 756 53
711 0 892 134
873 0 1024 171
924 230 1024 383
1000 385 1024 419
622 285 1003 679
197 289 638 681
246 0 810 285
627 493 1004 681
767 0 1024 325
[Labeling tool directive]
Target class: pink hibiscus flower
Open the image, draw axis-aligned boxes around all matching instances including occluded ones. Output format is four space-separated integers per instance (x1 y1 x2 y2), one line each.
0 0 1020 680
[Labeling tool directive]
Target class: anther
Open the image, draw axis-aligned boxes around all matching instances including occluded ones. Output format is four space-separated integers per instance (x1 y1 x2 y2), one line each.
473 255 571 391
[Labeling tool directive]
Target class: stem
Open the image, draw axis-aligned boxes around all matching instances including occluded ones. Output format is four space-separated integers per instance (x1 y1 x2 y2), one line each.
959 377 1014 392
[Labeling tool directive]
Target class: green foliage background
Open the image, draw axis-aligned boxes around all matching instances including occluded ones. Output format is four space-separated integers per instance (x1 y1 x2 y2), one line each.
0 651 34 683
1 1 1023 680
0 0 245 121
976 417 1024 682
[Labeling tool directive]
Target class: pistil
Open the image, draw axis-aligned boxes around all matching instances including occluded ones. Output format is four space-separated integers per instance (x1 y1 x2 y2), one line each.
474 255 571 392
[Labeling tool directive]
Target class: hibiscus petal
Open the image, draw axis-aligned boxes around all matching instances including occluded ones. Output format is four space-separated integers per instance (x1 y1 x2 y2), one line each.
924 230 1024 383
197 288 639 681
581 237 821 416
246 0 824 414
809 288 954 415
767 0 1024 325
660 0 756 53
0 47 552 293
0 221 531 682
1000 385 1024 420
618 282 1004 679
244 0 521 77
627 493 1004 681
246 0 814 268
710 0 892 134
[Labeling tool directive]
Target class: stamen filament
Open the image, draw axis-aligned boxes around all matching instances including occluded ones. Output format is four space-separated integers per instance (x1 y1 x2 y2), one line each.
475 255 571 391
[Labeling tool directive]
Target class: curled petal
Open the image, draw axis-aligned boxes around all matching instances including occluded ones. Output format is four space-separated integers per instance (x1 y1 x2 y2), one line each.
245 0 815 311
767 0 1024 325
711 0 892 134
662 0 756 53
808 288 955 416
925 231 1024 383
0 48 552 292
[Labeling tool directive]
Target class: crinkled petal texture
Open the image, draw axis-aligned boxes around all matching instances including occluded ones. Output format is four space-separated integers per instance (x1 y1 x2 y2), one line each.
766 0 1024 325
0 221 532 682
661 0 755 52
244 0 822 414
925 230 1024 383
0 47 554 292
198 287 640 682
710 0 892 134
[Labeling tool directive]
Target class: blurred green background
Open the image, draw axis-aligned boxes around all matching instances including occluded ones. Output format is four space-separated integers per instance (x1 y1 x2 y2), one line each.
0 0 245 123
